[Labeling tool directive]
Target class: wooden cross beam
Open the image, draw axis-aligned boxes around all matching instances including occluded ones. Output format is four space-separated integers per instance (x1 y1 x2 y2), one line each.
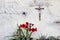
35 6 44 21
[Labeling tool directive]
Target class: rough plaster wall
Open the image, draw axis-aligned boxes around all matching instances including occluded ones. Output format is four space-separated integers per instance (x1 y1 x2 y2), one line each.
0 0 60 40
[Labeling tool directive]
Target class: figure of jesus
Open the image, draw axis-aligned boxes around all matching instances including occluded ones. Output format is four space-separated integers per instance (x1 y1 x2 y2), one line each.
33 0 44 21
35 5 44 21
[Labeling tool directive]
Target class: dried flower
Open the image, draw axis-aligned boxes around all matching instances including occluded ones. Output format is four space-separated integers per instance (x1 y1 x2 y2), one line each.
30 23 34 26
32 24 34 26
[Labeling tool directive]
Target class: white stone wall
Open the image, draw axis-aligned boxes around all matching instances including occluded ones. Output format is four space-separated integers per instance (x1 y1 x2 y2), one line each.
0 0 60 40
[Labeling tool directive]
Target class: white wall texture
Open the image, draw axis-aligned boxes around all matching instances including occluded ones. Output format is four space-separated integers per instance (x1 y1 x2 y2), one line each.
0 0 60 40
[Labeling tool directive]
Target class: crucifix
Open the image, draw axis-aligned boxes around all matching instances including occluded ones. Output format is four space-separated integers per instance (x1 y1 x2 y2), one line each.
32 0 44 21
35 5 44 21
29 0 49 21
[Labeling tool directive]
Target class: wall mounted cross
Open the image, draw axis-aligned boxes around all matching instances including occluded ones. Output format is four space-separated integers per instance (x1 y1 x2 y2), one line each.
35 5 44 21
29 0 46 21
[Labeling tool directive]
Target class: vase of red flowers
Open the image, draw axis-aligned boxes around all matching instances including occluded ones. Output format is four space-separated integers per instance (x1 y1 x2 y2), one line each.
9 22 37 40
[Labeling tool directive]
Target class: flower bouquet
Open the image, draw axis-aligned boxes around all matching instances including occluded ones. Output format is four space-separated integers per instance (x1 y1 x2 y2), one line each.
9 22 37 40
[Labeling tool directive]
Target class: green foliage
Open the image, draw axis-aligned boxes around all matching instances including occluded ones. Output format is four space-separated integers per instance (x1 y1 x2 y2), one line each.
38 36 46 40
48 36 56 40
38 36 60 40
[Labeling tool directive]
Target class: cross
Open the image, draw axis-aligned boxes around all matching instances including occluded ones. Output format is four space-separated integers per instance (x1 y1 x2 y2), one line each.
35 6 44 21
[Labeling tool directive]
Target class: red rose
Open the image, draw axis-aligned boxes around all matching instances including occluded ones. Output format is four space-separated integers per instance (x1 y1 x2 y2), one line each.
26 22 29 25
20 24 23 27
29 28 37 32
20 24 28 28
24 24 28 28
34 28 37 31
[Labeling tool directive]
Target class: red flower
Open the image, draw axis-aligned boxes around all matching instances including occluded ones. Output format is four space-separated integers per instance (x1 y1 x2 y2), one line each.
26 22 29 25
29 28 37 32
20 24 28 28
